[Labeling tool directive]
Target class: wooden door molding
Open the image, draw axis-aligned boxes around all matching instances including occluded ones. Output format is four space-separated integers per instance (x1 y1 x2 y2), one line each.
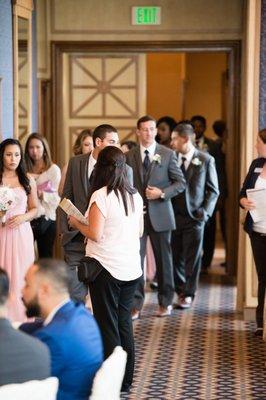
51 40 241 275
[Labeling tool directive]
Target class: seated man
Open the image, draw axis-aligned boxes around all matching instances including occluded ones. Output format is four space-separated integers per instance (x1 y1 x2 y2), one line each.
0 268 50 386
21 259 103 400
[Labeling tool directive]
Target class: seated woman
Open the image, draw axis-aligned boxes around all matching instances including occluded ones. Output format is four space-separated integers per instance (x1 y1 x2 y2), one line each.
24 133 61 258
69 146 143 393
239 128 266 337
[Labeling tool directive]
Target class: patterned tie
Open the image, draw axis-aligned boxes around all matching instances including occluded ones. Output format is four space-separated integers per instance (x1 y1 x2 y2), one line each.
180 156 186 175
143 149 150 171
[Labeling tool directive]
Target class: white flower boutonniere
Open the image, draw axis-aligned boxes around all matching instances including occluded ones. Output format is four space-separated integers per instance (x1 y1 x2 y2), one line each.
153 154 161 164
191 157 202 166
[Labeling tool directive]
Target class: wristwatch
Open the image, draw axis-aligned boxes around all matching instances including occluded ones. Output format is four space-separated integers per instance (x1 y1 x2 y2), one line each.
160 191 165 200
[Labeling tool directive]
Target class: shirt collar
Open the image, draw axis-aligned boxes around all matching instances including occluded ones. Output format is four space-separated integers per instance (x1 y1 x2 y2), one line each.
43 298 70 326
178 145 195 165
140 142 157 160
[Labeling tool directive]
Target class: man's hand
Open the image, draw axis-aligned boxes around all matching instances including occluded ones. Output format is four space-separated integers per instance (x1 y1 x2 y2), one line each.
145 186 163 200
68 215 79 229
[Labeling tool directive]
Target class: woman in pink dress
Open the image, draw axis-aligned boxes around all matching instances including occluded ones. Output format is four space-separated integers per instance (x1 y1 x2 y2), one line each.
0 139 38 321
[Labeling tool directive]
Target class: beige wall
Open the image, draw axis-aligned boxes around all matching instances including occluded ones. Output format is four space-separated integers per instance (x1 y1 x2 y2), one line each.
146 53 185 121
37 0 243 79
184 52 227 138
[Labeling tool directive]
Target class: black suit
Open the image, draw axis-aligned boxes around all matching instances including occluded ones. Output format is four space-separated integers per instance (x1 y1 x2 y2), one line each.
239 157 266 328
0 318 50 385
171 149 219 297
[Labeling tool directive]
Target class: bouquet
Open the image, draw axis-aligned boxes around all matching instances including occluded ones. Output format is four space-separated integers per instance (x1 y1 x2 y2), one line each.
0 186 16 226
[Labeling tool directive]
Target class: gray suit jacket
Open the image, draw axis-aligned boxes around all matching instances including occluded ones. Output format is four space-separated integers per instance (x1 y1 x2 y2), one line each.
126 144 186 232
59 152 133 247
0 318 50 385
172 149 219 221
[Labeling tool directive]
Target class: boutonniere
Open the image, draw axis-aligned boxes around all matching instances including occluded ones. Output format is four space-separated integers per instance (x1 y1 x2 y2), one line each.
152 154 161 164
191 157 202 166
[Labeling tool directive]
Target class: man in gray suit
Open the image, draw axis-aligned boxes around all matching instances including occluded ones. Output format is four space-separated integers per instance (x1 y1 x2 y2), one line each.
59 124 120 302
126 115 186 318
0 268 50 385
170 123 219 309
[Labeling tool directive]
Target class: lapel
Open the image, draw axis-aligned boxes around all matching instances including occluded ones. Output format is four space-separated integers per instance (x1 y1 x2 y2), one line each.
144 144 162 185
186 148 200 182
133 146 144 185
250 158 265 187
80 153 90 196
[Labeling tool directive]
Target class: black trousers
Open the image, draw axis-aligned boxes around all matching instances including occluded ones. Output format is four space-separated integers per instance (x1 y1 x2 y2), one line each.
172 215 205 297
133 214 175 310
89 268 139 388
63 240 87 303
250 231 266 328
31 216 56 258
202 211 216 269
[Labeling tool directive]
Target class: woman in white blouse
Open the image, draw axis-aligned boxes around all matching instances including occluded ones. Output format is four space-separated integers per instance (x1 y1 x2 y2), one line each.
239 129 266 337
25 133 61 258
69 146 143 393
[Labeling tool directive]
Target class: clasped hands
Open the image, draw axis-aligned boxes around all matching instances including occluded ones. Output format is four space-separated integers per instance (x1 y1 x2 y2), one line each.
145 185 163 200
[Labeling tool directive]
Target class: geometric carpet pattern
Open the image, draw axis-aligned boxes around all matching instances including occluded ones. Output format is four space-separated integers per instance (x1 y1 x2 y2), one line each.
122 275 266 399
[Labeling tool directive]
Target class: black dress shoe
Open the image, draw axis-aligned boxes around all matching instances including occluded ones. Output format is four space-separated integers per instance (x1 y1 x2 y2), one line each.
150 281 158 290
254 328 263 337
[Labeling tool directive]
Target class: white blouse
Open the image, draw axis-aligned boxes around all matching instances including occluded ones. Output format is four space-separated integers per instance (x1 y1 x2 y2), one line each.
85 186 143 281
253 175 266 234
35 164 61 221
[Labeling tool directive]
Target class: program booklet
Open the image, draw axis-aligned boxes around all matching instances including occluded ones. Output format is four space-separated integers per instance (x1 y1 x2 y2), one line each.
59 198 89 225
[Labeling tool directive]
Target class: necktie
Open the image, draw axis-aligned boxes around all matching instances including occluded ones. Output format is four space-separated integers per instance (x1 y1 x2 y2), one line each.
143 149 150 171
180 156 186 175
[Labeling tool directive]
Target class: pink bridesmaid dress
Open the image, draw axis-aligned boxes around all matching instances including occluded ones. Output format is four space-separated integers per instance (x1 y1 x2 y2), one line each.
0 187 35 322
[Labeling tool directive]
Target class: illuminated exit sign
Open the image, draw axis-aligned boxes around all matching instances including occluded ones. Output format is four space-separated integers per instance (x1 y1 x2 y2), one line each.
132 7 161 25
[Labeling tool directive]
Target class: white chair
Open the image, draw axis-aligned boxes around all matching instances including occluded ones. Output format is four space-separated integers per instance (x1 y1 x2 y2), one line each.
90 346 127 400
0 377 58 400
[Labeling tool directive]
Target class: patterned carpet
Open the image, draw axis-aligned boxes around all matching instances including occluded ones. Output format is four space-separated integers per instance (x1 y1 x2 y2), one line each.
122 274 266 400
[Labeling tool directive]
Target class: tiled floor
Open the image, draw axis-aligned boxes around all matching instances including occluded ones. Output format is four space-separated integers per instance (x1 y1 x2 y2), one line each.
122 268 265 399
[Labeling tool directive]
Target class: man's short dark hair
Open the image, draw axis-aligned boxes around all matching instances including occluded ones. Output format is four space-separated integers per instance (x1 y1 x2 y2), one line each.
0 268 9 306
174 122 195 138
92 124 118 147
137 115 156 129
191 115 206 127
35 259 70 294
212 120 227 138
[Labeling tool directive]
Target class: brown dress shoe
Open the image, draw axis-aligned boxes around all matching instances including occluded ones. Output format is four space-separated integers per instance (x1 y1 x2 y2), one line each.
131 308 140 321
156 305 172 317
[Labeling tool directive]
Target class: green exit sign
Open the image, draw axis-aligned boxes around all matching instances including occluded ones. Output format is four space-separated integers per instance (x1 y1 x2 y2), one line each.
132 6 161 25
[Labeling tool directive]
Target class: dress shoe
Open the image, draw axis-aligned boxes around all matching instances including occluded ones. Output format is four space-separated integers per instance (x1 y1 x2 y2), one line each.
131 309 140 321
150 281 158 291
178 296 193 309
156 305 172 317
254 328 263 337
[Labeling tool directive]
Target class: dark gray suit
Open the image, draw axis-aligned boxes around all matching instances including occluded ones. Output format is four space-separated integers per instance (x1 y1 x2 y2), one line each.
0 318 50 385
171 148 219 297
126 144 186 309
59 152 133 302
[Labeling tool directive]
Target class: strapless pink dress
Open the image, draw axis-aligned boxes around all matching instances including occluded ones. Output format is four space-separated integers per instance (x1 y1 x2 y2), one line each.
0 187 35 322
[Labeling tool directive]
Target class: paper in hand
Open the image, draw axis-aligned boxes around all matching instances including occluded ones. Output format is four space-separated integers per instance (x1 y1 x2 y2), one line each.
246 188 266 222
59 198 89 225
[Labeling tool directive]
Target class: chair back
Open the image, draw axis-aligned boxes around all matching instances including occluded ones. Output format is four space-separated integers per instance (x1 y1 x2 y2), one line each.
90 346 127 400
0 377 58 400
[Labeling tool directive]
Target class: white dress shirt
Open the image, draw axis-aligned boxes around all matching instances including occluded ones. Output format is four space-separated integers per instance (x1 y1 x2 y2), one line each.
253 176 266 234
88 152 97 179
140 142 157 163
178 146 196 170
43 298 70 326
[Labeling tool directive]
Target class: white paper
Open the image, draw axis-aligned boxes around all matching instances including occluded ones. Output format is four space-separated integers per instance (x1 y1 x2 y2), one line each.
59 198 89 225
246 188 266 222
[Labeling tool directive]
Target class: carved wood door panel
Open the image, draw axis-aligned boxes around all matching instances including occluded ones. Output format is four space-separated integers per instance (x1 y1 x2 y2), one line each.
61 53 146 164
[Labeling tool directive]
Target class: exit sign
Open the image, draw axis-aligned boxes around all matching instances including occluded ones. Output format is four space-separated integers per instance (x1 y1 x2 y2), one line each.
132 6 161 25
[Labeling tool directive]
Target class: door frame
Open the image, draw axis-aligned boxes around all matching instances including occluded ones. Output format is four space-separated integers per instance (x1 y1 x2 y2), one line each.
51 40 241 275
